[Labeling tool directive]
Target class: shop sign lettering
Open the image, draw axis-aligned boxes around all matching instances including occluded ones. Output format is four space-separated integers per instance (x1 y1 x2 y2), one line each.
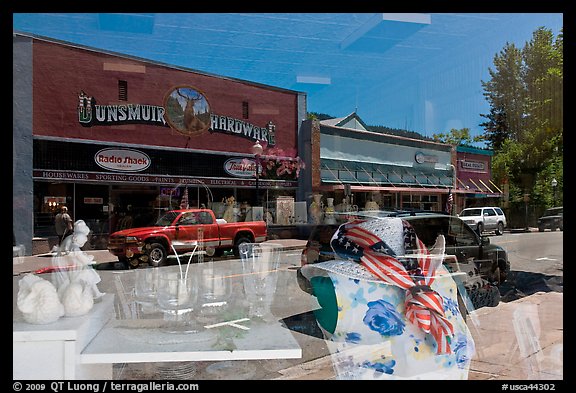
460 160 485 171
34 170 298 188
95 148 151 172
78 91 166 127
224 158 257 178
77 90 276 146
210 115 276 146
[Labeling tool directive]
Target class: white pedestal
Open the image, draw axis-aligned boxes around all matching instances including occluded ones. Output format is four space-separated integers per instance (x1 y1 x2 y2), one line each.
13 293 115 380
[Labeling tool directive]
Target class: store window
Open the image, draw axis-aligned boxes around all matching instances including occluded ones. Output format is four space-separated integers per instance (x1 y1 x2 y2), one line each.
242 101 249 119
118 80 128 101
401 194 438 211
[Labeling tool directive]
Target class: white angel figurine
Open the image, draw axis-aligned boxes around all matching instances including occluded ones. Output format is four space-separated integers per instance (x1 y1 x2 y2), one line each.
53 220 105 317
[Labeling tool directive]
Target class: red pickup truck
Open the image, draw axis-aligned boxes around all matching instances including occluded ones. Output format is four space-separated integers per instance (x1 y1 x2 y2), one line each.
107 208 267 268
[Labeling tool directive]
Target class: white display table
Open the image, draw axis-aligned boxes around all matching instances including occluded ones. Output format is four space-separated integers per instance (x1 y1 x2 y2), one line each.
13 262 302 380
13 292 115 380
81 317 302 364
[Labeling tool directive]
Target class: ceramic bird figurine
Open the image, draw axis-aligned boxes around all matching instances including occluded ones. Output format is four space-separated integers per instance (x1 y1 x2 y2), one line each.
17 274 65 324
58 281 94 317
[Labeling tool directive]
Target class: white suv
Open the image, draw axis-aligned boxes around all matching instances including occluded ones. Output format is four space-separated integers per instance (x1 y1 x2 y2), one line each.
458 206 507 235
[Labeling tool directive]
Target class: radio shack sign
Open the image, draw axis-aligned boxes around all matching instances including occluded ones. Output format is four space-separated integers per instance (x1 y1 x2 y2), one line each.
95 148 151 172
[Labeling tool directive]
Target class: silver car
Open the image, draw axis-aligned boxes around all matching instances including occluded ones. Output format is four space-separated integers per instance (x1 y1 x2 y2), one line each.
458 206 507 235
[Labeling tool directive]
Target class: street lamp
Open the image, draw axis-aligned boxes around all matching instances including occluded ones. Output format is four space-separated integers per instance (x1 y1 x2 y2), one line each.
551 178 558 206
251 140 263 206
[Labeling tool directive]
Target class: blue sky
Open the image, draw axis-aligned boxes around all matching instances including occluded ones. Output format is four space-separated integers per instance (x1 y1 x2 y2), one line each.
13 13 563 145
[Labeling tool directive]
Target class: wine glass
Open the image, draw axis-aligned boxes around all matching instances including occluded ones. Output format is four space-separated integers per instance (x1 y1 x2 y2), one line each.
134 267 159 314
156 269 199 333
198 260 232 320
239 242 282 319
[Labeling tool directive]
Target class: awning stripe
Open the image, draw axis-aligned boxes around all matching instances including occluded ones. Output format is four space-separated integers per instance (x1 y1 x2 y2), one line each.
393 169 417 186
321 163 346 186
360 165 382 187
489 179 503 193
478 179 494 193
456 177 468 189
424 171 441 184
374 167 398 187
342 163 366 186
468 178 484 192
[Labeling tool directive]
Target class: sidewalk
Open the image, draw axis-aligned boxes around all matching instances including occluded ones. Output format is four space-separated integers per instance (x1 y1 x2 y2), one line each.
12 238 308 276
272 291 563 381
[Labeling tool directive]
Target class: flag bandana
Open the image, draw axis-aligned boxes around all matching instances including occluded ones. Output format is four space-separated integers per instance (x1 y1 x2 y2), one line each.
330 217 455 354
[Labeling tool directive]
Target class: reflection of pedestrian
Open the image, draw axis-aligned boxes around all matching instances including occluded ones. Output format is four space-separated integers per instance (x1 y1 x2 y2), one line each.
54 206 73 245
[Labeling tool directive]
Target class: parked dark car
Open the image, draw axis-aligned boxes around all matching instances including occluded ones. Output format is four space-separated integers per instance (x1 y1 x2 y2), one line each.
298 211 509 311
537 206 563 232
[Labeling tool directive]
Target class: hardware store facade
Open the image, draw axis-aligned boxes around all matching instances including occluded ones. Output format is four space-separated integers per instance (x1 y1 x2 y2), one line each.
13 33 306 254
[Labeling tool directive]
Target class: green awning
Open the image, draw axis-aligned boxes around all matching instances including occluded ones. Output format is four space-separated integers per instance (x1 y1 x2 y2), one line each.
320 158 452 188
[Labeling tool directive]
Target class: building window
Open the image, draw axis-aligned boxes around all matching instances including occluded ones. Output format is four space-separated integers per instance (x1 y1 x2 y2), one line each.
242 101 249 119
118 80 128 101
401 194 439 211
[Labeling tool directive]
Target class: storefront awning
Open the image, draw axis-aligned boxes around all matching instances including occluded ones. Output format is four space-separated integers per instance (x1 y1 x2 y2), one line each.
456 177 502 196
320 158 453 190
319 183 453 194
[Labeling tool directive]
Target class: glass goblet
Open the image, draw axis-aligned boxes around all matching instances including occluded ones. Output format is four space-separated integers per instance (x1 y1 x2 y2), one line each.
156 270 198 333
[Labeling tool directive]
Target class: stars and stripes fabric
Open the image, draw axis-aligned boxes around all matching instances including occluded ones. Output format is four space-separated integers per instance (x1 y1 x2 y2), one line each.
445 189 454 214
330 217 455 354
180 187 189 209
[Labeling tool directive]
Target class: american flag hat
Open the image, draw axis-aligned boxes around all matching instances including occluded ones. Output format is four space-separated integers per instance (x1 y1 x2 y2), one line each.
330 217 425 271
301 216 455 355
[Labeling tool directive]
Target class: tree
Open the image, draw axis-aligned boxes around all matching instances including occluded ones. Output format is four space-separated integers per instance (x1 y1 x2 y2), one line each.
432 127 485 147
480 42 525 147
480 27 563 209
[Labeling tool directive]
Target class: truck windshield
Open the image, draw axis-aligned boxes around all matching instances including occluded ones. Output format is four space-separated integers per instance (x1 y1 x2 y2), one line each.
154 211 179 226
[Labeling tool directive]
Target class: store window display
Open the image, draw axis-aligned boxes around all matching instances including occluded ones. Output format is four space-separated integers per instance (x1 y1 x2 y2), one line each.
299 217 475 379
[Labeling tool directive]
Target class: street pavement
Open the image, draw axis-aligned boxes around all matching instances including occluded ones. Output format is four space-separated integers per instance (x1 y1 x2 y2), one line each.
13 238 563 381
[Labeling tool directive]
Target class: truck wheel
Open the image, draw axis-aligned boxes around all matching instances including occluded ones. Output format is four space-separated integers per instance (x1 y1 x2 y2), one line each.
495 222 504 235
233 236 253 257
147 242 167 267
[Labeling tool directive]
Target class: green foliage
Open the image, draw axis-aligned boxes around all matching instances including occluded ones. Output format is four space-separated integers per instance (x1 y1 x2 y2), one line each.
481 27 563 210
307 112 333 121
432 128 486 146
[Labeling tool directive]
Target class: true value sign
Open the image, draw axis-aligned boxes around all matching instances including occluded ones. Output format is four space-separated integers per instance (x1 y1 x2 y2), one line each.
223 158 258 178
